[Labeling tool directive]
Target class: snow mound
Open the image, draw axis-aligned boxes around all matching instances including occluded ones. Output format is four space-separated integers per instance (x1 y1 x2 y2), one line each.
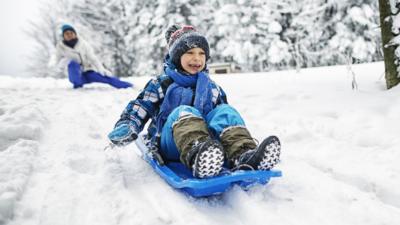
0 141 39 223
0 105 46 151
0 90 47 223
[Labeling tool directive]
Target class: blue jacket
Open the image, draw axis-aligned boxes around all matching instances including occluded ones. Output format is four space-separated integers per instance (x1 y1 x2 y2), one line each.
114 73 228 146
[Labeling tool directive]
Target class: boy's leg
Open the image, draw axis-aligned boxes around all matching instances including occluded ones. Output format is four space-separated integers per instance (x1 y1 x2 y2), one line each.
161 105 224 178
206 104 256 161
67 61 86 88
206 104 280 170
84 71 132 88
161 106 209 165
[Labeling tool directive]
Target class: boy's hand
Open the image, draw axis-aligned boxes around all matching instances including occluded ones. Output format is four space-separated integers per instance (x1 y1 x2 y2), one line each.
108 123 138 146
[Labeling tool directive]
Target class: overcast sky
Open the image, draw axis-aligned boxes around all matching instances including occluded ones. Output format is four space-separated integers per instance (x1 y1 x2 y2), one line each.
0 0 42 76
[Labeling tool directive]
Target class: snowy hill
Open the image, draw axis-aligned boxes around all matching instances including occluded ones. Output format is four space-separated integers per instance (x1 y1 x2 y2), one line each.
1 62 400 225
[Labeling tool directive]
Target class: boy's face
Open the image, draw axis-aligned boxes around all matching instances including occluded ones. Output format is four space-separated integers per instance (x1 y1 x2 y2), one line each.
63 30 77 41
180 47 206 75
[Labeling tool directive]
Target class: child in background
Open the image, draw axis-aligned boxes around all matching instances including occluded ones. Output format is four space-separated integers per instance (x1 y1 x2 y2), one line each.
49 24 132 89
108 25 280 178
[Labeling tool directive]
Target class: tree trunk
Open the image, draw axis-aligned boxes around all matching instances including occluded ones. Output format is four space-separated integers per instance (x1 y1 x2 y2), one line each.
379 0 400 89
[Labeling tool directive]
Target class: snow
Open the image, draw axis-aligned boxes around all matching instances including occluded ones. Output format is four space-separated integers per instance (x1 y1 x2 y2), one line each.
268 39 290 64
1 62 400 225
348 6 370 26
352 37 370 61
268 21 282 34
389 0 400 15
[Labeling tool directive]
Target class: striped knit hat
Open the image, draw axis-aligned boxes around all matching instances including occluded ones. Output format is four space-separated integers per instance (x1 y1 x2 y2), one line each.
165 25 210 69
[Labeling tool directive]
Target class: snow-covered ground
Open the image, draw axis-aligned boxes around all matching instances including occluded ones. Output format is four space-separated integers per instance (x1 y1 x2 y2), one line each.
1 62 399 225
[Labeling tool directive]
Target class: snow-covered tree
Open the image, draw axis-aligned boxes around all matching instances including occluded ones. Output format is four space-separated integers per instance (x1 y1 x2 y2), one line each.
206 0 291 72
70 0 207 76
379 0 400 89
25 0 74 78
130 0 187 76
71 0 138 77
326 0 381 64
132 0 207 76
26 0 382 77
276 0 381 70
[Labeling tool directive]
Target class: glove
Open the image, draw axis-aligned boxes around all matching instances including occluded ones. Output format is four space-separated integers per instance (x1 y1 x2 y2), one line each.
108 123 138 146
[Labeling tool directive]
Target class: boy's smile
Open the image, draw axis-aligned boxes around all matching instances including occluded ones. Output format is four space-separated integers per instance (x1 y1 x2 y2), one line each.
180 47 206 75
188 63 202 70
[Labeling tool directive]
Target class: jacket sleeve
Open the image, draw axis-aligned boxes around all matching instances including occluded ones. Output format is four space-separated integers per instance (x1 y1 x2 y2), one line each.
83 40 106 72
114 78 163 134
219 86 228 104
214 84 228 105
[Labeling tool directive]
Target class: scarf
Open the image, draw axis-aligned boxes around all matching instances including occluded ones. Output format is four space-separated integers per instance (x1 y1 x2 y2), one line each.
63 38 78 49
156 59 214 133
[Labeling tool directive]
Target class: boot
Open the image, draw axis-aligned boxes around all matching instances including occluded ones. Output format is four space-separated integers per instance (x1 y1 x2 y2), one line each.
233 136 281 170
186 138 225 178
173 115 224 178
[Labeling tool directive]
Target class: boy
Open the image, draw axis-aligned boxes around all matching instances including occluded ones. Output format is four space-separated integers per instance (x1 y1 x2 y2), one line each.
108 25 280 178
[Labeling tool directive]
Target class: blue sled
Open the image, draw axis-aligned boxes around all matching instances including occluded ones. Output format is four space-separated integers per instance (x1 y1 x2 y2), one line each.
135 134 282 197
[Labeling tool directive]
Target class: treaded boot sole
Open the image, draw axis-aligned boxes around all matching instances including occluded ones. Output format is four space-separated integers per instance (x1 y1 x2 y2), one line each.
193 140 225 178
257 136 281 170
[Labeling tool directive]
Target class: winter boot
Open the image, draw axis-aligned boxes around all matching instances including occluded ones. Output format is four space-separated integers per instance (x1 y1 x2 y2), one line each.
185 138 225 178
233 136 281 170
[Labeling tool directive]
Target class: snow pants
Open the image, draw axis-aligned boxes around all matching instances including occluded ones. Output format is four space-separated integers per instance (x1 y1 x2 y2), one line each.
68 61 132 89
160 104 257 165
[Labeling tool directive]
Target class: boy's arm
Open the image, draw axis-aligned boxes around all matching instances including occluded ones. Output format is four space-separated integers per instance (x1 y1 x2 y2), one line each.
216 84 228 105
108 79 162 145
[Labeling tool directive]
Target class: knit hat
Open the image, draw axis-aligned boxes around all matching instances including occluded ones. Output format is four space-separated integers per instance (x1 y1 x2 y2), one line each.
61 24 76 36
165 25 210 69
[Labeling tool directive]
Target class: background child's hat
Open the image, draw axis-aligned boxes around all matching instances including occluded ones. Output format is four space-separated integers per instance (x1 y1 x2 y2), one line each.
61 24 76 36
165 25 210 69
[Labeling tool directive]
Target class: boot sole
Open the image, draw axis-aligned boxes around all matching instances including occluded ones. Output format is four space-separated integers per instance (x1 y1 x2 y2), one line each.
257 136 281 170
193 141 225 178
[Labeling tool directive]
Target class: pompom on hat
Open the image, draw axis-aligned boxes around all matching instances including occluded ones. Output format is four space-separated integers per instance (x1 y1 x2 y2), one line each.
165 25 210 69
